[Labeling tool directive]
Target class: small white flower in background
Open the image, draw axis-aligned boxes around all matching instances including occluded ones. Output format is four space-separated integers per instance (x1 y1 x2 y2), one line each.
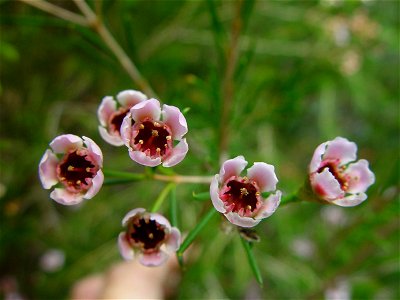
320 206 348 227
291 237 315 259
325 277 351 300
39 249 65 272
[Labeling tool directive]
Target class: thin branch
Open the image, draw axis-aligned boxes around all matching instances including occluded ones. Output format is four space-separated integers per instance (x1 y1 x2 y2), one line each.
19 0 89 26
219 0 245 161
73 0 157 98
153 174 214 184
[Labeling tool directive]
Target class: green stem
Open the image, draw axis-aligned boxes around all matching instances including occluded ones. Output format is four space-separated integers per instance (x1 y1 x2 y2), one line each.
280 193 302 206
103 170 146 180
170 187 178 227
151 183 176 213
240 236 263 286
177 208 218 261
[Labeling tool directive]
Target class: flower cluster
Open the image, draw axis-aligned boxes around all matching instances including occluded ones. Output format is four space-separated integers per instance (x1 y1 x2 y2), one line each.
38 89 375 267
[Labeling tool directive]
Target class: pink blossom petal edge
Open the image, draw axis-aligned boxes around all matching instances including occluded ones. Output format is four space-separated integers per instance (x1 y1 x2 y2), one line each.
332 193 367 207
219 156 248 184
165 227 181 252
162 139 189 167
309 142 328 173
255 191 282 219
83 136 103 167
39 149 59 189
118 232 135 260
50 188 84 206
98 126 125 146
210 175 226 213
84 170 104 199
130 98 161 123
162 104 188 140
323 137 357 166
97 96 116 127
139 251 168 267
225 212 260 228
247 162 278 193
129 150 162 167
120 113 133 147
345 159 375 193
311 168 344 200
122 208 146 226
117 89 147 107
50 134 83 153
149 213 172 229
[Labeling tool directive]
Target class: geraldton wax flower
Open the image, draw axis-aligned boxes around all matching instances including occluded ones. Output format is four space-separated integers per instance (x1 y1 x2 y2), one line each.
121 98 188 167
118 208 181 267
309 137 375 207
98 89 147 146
39 134 104 205
210 156 282 228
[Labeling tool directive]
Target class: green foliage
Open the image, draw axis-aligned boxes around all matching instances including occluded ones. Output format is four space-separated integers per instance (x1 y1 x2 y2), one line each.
0 0 398 299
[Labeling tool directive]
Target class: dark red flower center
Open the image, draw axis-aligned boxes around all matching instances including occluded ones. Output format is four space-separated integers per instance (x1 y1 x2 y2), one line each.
58 150 97 192
317 162 348 191
127 215 167 252
133 120 172 158
221 178 260 216
109 108 130 137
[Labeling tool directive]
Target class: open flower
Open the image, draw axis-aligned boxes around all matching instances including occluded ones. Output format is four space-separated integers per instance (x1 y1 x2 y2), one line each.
309 136 375 207
38 134 104 205
121 99 188 167
210 156 281 227
98 90 147 146
118 208 181 267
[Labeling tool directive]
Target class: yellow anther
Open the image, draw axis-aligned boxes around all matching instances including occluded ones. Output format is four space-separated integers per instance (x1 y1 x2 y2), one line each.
139 140 144 145
76 180 81 185
68 166 74 171
166 135 172 141
243 176 248 182
240 188 249 196
139 124 145 129
86 167 91 172
152 130 159 137
154 122 161 127
246 205 252 211
149 233 154 239
156 148 161 153
255 192 260 196
60 177 66 181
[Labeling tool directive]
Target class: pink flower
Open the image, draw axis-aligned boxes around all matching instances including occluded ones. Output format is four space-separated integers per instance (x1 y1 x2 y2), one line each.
210 156 282 228
38 134 104 205
309 137 375 207
98 90 147 146
121 99 188 167
118 208 181 267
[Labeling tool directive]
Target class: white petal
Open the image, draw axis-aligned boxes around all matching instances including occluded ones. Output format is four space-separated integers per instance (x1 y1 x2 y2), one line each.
84 170 104 199
50 188 84 206
122 208 146 226
210 175 226 213
118 232 134 260
165 227 181 252
38 149 59 189
130 98 161 123
323 137 357 166
345 159 375 193
162 104 188 140
255 190 281 219
129 150 162 167
98 126 125 146
219 156 248 184
224 212 260 228
332 193 367 207
311 169 344 201
82 136 103 167
162 139 189 167
139 251 168 267
309 142 328 173
117 89 147 107
50 134 83 153
247 162 278 192
97 96 116 127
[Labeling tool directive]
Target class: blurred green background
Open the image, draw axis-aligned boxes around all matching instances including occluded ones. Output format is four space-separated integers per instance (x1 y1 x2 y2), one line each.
0 0 399 299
